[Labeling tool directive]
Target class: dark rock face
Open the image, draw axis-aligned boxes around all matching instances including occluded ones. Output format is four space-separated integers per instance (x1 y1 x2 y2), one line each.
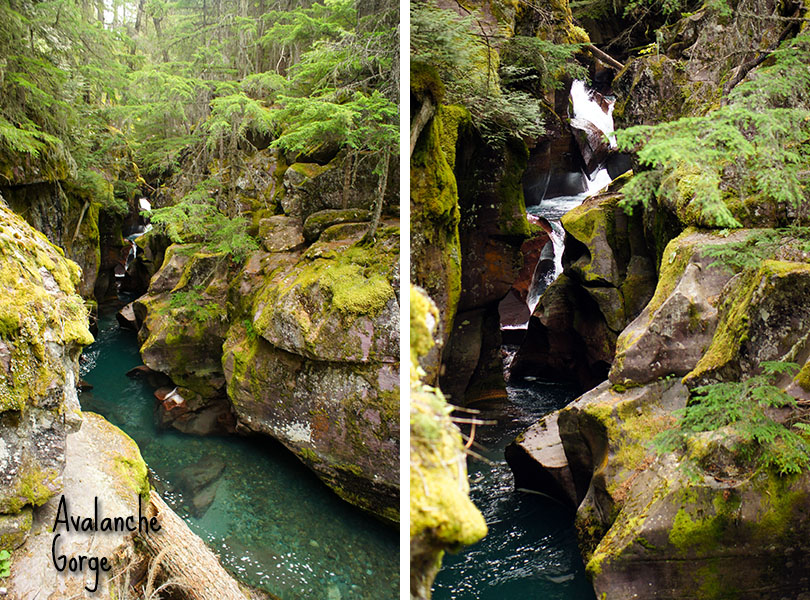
512 190 657 390
410 104 466 348
439 133 533 403
570 118 612 174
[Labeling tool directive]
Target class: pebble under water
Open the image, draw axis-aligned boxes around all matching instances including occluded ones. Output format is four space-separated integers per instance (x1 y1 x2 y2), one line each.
432 365 596 600
79 312 398 600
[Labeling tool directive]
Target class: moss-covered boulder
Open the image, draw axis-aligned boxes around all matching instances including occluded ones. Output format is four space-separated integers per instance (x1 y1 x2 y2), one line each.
223 223 400 521
250 227 399 364
563 190 657 331
557 379 810 600
281 151 398 222
610 229 746 386
134 244 234 433
409 288 487 600
302 208 370 243
0 196 93 548
258 215 304 252
685 258 810 389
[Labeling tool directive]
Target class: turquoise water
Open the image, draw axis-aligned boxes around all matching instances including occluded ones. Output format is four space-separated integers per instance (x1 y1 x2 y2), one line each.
432 373 596 600
79 312 398 600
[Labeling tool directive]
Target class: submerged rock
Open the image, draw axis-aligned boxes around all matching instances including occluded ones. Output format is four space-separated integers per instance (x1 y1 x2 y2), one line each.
177 456 226 518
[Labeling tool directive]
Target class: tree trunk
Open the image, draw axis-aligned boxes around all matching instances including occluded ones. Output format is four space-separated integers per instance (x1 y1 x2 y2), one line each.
138 492 249 600
153 16 169 62
361 148 390 244
135 0 145 32
410 96 435 158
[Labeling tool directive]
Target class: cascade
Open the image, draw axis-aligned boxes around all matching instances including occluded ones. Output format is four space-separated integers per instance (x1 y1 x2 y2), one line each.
517 80 621 323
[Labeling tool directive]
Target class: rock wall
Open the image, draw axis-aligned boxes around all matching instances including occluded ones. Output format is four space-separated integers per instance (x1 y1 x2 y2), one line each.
409 287 487 600
512 186 658 389
509 227 810 599
223 222 400 522
0 196 93 549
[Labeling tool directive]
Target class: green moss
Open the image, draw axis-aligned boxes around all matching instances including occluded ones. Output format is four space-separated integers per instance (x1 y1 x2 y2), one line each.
0 203 93 412
410 385 487 545
795 362 810 391
410 286 440 380
411 62 445 104
495 137 531 238
288 162 328 179
685 260 806 384
411 103 462 332
647 230 698 315
288 240 397 316
668 490 740 553
435 105 469 170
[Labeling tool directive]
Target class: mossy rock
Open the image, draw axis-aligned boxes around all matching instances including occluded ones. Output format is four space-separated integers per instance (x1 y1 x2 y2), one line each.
0 507 32 551
685 259 810 388
302 208 370 243
410 383 487 599
410 286 443 385
0 196 92 523
136 245 231 400
610 229 746 386
251 227 399 364
410 104 465 341
222 322 399 522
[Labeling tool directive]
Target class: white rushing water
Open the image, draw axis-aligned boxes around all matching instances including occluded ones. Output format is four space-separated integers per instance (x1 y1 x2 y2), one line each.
521 80 617 317
570 79 617 149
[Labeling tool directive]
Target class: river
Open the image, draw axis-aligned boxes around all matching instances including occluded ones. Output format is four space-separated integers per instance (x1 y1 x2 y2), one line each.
431 370 595 600
79 311 399 600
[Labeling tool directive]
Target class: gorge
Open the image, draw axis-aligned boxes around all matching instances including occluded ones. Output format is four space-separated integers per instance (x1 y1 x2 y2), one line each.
410 0 810 599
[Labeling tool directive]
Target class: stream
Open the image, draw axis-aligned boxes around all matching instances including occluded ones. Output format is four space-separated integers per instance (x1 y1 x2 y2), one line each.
431 371 595 600
433 79 615 599
79 311 399 600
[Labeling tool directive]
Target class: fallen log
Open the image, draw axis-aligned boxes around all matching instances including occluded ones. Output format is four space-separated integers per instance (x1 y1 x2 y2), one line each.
138 490 249 600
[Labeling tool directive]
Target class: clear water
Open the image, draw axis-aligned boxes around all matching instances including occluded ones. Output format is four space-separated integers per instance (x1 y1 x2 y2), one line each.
432 367 596 600
79 312 399 600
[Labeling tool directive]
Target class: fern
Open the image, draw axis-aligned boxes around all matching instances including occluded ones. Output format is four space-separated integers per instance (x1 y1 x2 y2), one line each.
654 362 810 477
147 182 258 263
617 32 810 227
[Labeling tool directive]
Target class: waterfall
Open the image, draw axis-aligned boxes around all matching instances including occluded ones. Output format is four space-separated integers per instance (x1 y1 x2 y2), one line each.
514 79 618 324
570 79 616 149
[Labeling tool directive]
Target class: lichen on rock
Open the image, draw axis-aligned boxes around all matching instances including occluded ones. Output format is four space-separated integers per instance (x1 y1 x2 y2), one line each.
0 194 93 549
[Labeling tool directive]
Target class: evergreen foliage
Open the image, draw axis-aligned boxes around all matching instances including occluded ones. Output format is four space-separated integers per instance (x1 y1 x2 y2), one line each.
0 0 398 251
147 181 257 262
617 31 810 227
655 362 810 477
411 1 556 145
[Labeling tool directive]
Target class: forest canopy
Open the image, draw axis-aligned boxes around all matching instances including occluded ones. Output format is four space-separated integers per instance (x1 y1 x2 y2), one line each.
0 0 398 243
